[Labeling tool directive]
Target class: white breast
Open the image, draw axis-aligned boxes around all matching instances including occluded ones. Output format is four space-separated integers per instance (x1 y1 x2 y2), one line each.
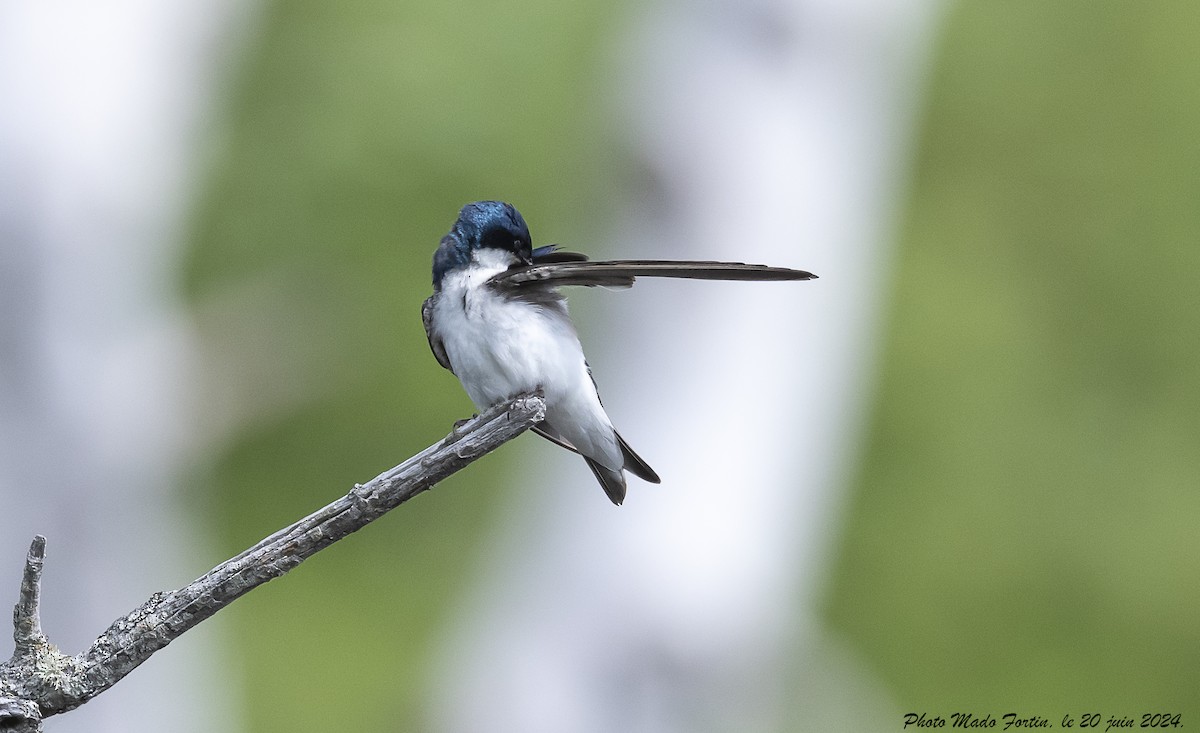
432 262 581 404
430 260 621 469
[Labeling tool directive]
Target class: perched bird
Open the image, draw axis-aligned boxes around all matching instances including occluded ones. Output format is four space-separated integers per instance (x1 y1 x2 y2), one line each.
422 201 817 505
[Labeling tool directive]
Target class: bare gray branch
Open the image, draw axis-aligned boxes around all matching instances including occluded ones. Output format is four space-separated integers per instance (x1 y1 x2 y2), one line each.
13 536 46 652
0 392 545 729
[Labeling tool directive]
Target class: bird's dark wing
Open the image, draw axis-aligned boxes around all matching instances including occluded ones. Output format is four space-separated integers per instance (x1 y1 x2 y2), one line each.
532 423 581 453
532 423 659 506
421 295 453 373
531 244 590 264
489 259 817 290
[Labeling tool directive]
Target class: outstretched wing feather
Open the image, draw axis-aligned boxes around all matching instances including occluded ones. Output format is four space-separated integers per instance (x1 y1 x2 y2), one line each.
490 260 816 290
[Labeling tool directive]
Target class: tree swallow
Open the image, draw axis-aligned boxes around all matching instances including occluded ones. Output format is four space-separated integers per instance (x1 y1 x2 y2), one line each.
422 201 817 505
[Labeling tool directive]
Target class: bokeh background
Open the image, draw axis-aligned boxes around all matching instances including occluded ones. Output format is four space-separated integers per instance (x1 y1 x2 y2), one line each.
2 1 1198 731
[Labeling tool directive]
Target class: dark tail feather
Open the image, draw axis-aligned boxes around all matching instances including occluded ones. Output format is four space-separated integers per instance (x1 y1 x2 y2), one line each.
585 458 628 506
536 423 660 503
617 431 660 484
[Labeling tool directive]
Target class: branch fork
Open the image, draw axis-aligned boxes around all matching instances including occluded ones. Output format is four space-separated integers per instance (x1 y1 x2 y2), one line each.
0 392 545 730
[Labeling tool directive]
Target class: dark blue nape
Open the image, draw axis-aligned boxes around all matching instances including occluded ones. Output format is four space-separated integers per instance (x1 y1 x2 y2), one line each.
431 201 533 288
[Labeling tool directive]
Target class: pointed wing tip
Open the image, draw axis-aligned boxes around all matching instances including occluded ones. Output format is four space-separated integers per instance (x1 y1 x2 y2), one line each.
769 266 816 280
606 470 659 505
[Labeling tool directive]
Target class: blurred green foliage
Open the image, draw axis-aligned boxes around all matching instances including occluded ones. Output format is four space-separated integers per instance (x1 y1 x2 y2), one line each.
825 0 1200 719
185 0 622 729
184 0 1200 729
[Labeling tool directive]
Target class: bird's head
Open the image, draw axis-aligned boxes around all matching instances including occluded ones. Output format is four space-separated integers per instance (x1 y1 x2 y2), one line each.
432 201 532 289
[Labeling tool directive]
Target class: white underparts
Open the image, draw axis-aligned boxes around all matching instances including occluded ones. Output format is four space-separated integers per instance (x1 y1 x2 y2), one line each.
431 259 622 470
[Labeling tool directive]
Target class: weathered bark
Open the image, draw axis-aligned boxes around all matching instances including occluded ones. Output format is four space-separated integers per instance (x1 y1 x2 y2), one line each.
0 392 545 731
